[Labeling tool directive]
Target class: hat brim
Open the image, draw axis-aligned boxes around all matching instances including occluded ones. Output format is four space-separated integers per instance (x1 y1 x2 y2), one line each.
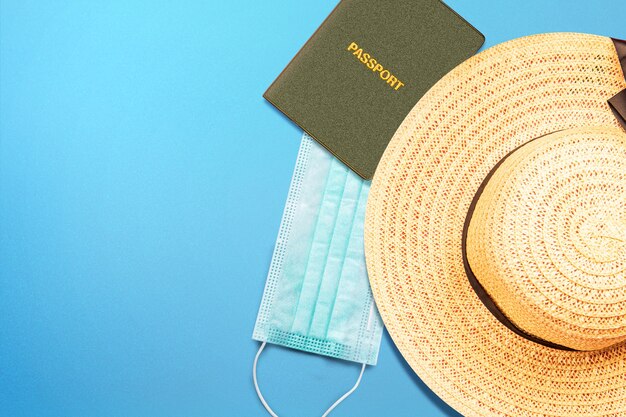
365 33 626 416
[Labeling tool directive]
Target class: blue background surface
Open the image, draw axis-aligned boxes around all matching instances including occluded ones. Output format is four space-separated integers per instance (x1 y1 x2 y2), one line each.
2 1 626 416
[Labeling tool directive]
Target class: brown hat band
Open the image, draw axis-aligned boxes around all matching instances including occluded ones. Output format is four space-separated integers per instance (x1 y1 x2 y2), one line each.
461 132 576 351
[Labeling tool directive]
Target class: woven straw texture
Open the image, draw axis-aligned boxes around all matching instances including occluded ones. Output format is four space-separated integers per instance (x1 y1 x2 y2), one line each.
365 33 626 416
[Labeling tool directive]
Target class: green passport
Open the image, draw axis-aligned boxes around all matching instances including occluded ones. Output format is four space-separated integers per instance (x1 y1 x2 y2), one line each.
264 0 484 179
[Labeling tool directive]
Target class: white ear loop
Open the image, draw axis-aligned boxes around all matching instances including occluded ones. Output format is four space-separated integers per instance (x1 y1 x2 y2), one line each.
320 361 366 417
253 342 279 417
253 342 367 417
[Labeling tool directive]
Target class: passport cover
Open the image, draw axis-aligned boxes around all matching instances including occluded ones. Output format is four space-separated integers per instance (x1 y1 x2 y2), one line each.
264 0 484 179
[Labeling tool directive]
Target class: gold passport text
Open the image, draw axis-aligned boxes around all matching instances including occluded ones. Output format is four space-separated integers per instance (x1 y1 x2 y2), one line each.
347 42 405 91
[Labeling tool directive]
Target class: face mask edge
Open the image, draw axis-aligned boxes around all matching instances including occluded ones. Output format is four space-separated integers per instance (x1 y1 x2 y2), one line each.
252 136 314 343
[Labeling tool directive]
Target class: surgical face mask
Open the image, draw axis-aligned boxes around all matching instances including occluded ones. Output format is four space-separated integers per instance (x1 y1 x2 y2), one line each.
252 134 384 416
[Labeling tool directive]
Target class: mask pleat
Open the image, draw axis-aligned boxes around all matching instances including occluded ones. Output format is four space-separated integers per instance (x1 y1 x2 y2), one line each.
308 174 364 339
326 184 370 344
290 159 348 335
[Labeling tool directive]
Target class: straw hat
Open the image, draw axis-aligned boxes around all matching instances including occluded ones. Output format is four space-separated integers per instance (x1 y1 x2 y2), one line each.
364 33 626 416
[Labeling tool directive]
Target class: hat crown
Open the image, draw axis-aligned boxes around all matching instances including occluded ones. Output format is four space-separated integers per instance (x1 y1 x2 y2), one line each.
579 213 626 263
467 127 626 351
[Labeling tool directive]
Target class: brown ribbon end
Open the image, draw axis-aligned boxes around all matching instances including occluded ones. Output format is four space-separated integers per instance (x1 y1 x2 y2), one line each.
611 38 626 131
609 89 626 131
612 38 626 70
